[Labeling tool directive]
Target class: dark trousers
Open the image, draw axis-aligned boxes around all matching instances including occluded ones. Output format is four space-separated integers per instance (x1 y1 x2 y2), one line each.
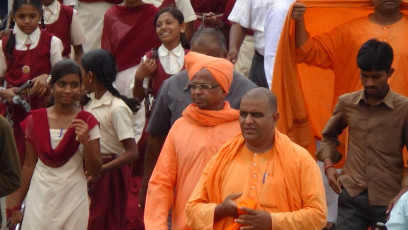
248 51 269 88
337 188 387 230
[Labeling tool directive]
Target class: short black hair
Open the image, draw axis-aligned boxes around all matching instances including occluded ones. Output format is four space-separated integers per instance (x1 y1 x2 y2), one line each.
357 39 393 72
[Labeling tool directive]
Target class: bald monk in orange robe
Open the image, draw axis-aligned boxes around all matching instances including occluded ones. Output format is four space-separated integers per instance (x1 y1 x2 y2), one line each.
144 51 241 230
186 88 326 230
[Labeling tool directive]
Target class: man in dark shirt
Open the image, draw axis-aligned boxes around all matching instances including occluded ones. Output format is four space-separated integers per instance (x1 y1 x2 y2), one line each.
0 115 21 225
138 28 256 207
316 39 408 230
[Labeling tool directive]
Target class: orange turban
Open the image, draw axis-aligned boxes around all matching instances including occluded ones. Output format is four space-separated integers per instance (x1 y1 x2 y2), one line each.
185 51 234 93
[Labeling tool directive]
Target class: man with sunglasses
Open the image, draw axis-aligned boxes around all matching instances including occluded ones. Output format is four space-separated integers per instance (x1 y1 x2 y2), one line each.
144 51 244 230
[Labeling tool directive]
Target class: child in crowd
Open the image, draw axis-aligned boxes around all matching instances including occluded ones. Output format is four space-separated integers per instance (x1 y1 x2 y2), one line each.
101 0 160 146
129 8 188 228
101 0 159 97
41 0 87 63
0 0 63 165
80 49 139 230
101 3 161 228
6 59 102 229
133 7 189 103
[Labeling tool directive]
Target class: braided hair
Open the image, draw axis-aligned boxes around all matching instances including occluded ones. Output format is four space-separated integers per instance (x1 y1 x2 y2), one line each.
80 49 140 113
5 0 44 59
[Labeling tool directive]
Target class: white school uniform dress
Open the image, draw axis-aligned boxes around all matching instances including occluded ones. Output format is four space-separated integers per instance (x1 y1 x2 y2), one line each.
84 91 135 156
21 126 100 230
124 43 185 141
0 26 63 77
77 1 115 52
114 64 145 142
42 1 87 47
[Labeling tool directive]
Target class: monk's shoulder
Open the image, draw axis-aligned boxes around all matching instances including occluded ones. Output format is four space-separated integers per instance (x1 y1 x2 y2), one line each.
167 117 190 135
290 141 315 162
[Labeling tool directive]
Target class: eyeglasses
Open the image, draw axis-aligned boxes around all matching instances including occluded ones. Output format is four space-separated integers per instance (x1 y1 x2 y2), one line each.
187 83 220 91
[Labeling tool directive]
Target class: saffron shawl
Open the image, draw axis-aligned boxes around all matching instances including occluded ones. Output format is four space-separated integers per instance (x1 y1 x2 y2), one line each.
182 102 239 126
272 0 408 165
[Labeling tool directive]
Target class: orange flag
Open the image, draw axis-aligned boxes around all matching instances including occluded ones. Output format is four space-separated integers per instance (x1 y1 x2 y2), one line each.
272 0 408 167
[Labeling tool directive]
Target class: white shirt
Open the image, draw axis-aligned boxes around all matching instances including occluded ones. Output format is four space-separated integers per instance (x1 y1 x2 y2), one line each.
0 26 63 78
63 0 78 5
264 0 294 88
142 0 197 22
129 44 184 94
158 43 185 75
228 0 278 55
43 1 87 46
22 125 99 229
84 91 135 156
386 191 408 230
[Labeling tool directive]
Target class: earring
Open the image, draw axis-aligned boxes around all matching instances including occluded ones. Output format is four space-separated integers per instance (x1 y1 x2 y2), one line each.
181 29 185 33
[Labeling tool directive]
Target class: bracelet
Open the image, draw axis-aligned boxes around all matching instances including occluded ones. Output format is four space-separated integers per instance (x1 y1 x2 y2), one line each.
324 164 334 174
12 205 21 211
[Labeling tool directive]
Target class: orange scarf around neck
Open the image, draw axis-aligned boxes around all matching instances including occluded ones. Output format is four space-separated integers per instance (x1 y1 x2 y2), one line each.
182 102 239 126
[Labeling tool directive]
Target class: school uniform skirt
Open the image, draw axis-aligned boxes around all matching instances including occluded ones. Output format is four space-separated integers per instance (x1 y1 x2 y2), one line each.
88 154 130 230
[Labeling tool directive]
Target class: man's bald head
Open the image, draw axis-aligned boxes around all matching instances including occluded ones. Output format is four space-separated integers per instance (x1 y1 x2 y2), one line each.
190 28 227 58
239 88 279 152
241 88 277 112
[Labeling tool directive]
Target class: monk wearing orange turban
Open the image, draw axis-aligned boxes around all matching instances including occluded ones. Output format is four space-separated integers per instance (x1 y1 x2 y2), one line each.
186 88 326 230
144 51 241 230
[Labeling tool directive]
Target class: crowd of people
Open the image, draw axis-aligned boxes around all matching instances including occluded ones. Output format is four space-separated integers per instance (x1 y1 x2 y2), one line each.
0 0 408 229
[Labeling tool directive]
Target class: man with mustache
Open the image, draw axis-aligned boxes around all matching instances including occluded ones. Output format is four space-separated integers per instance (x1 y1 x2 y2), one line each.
316 39 408 229
144 51 242 230
138 28 255 210
289 1 408 228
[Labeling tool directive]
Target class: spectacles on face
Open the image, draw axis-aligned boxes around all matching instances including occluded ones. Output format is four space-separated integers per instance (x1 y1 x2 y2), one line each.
187 83 220 91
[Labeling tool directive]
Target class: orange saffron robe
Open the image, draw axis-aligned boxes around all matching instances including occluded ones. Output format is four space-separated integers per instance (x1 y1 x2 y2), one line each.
144 102 240 230
186 129 327 230
272 0 408 166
